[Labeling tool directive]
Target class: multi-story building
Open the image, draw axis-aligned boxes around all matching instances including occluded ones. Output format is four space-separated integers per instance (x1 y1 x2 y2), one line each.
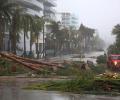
7 0 56 21
57 12 78 29
5 0 57 57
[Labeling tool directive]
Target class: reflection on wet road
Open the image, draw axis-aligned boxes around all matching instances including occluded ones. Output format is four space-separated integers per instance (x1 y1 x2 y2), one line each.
0 80 120 100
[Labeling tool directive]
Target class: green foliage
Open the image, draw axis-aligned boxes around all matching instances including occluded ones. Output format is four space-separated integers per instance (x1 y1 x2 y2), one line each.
36 68 52 77
108 24 120 54
90 64 107 74
25 69 95 93
94 79 120 92
96 55 106 64
24 60 120 94
56 61 85 76
0 0 15 51
25 79 94 93
107 44 120 54
0 58 27 76
47 79 94 92
25 75 120 94
0 58 12 75
56 63 77 76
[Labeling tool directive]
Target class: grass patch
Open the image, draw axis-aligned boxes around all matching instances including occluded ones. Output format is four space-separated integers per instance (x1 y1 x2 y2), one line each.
25 78 120 95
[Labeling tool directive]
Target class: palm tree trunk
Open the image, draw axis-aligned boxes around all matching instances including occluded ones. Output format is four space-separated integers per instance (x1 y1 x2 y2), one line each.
29 31 33 58
12 33 17 54
0 33 4 51
37 33 39 59
8 27 12 52
11 33 16 54
0 17 4 51
30 31 32 52
11 15 17 54
23 31 27 57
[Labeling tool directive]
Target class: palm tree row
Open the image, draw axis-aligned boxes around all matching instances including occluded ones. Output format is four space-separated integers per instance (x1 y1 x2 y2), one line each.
0 0 44 58
0 0 13 51
46 22 104 56
0 0 104 58
108 24 120 54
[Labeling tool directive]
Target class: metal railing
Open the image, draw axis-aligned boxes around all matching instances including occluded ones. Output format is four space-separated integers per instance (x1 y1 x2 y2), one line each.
8 0 43 11
44 7 56 13
44 0 56 7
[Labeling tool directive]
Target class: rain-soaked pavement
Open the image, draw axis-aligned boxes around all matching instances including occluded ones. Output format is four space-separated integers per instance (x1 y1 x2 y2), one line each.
49 51 105 64
0 78 120 100
0 51 119 100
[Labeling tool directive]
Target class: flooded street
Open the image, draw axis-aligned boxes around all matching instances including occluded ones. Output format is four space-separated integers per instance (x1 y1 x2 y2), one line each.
0 79 120 100
49 51 105 64
0 0 120 99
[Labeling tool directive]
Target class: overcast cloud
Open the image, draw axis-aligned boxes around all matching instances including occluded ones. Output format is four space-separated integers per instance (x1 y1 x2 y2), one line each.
56 0 120 44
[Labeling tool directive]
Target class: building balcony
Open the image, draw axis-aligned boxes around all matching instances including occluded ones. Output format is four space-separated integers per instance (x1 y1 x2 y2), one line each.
44 7 56 14
25 9 42 17
44 0 56 7
8 0 43 11
44 14 56 21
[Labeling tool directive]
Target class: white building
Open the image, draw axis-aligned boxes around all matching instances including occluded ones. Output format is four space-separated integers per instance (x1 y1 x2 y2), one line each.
57 12 78 29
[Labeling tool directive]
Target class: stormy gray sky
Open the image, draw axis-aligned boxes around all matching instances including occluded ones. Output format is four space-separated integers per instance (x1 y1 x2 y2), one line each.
56 0 120 45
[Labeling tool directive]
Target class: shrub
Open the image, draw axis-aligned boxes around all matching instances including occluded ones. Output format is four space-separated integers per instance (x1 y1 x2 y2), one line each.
96 55 106 64
0 58 27 76
94 79 120 92
90 64 107 74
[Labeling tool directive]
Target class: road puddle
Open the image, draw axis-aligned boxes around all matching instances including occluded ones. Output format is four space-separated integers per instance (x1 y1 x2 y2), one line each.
0 79 119 100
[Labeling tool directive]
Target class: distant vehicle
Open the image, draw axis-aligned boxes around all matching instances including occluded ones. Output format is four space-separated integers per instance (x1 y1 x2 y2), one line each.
107 54 120 70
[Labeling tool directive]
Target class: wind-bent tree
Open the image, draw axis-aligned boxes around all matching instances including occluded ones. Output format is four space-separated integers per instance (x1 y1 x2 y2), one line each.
0 0 14 51
78 24 95 52
50 21 61 55
49 21 79 55
10 8 22 54
108 24 120 54
60 28 69 52
112 24 120 49
67 26 78 51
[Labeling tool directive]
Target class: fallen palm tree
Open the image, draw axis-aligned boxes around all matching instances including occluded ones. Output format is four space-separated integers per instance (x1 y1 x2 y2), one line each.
8 53 61 67
0 53 42 71
0 52 62 71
